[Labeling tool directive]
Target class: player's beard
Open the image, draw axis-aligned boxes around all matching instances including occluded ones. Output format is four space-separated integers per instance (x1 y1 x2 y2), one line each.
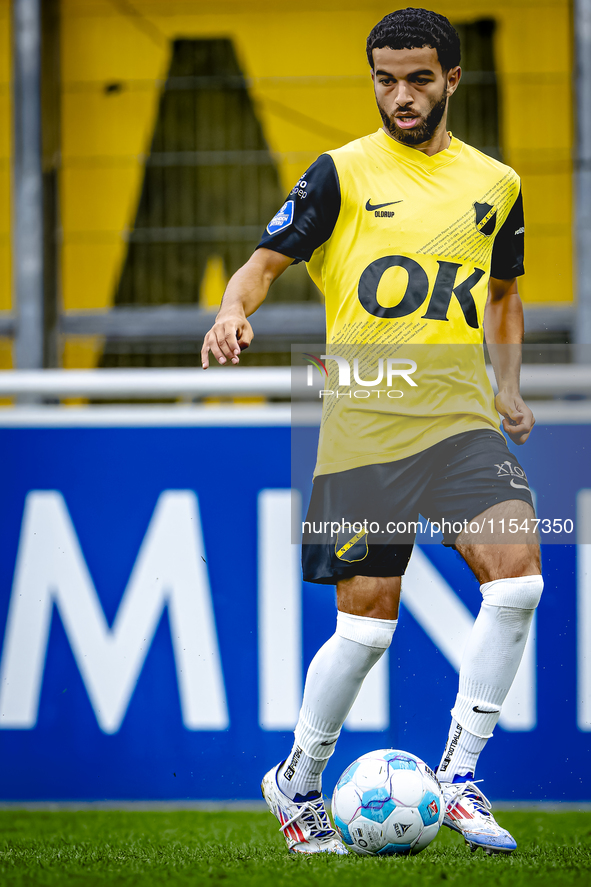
378 85 448 147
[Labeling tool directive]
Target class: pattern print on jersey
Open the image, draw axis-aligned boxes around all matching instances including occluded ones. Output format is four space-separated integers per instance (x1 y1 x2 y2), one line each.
416 172 517 266
331 317 429 347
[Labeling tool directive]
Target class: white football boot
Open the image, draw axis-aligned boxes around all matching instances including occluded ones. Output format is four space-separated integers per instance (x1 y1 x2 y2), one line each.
261 763 348 855
441 779 517 855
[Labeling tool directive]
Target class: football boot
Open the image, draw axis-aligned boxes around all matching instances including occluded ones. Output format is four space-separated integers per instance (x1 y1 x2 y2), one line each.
441 776 517 855
261 763 348 855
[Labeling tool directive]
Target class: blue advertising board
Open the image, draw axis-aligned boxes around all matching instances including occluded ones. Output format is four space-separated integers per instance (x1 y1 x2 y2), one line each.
0 408 589 802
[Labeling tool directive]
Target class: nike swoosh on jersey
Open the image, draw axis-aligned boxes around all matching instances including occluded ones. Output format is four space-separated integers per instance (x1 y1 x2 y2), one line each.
510 478 529 490
365 199 403 211
473 706 500 714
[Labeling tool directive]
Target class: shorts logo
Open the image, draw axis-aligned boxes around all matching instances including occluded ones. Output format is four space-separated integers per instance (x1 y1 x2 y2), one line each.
474 201 497 236
495 460 529 489
335 528 368 562
266 200 294 235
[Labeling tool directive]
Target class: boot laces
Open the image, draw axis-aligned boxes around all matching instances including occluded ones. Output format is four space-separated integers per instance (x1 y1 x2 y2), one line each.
279 796 334 840
446 779 492 818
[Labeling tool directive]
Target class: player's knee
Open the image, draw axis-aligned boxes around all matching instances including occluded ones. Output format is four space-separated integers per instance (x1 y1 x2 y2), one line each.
337 576 401 620
480 574 544 610
336 611 397 650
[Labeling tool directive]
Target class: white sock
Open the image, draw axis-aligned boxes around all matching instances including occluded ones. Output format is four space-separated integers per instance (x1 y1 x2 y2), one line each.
278 611 397 799
438 575 543 783
438 718 487 781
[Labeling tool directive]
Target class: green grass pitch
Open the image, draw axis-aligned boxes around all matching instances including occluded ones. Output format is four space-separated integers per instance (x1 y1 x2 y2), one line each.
0 810 589 886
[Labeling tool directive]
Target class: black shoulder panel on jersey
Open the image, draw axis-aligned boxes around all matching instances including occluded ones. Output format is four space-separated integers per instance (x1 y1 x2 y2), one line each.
490 188 525 279
256 154 341 263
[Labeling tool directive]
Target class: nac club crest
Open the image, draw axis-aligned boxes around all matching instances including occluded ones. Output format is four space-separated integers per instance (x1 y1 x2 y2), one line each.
474 201 497 236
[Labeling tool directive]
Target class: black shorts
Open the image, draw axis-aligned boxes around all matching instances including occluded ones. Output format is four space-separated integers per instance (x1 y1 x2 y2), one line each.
301 429 534 584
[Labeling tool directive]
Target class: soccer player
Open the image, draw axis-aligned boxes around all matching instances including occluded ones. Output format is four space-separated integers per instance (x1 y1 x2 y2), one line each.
201 7 543 857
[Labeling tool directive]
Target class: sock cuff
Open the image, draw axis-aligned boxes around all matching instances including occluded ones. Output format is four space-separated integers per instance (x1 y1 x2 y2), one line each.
437 718 487 782
451 693 502 739
480 574 543 609
294 704 342 761
336 611 398 649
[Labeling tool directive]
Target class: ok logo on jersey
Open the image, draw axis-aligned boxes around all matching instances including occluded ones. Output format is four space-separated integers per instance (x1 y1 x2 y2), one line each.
358 256 484 329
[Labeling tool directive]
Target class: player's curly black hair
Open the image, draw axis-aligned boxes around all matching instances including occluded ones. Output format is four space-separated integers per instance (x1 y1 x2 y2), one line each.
366 8 461 71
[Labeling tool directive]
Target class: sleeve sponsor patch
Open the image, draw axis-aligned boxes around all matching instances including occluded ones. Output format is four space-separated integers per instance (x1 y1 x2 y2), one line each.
266 200 295 236
256 154 340 261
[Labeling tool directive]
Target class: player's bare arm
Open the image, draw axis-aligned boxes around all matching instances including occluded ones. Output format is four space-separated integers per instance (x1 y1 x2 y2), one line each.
201 248 293 369
484 275 535 445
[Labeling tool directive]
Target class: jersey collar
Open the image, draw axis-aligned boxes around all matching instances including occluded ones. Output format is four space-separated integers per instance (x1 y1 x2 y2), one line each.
373 127 463 172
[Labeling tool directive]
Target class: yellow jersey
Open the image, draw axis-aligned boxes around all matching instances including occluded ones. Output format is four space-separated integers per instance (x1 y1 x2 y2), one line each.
259 129 525 475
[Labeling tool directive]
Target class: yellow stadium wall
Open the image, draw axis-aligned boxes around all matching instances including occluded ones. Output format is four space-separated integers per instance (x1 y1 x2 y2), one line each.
0 1 576 367
0 0 11 371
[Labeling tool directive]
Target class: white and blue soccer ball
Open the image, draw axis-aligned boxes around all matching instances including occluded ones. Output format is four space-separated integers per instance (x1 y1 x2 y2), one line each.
331 749 444 856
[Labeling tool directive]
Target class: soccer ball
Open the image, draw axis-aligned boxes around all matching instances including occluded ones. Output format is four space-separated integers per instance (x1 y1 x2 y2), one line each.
331 749 444 856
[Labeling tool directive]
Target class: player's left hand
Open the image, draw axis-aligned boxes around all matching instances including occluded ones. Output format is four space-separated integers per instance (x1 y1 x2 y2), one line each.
495 390 535 445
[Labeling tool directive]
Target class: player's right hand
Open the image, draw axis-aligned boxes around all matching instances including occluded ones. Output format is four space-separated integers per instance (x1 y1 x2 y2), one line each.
495 389 535 445
201 316 254 369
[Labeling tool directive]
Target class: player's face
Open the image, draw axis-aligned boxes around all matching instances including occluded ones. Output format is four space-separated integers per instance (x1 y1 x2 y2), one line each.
371 46 461 149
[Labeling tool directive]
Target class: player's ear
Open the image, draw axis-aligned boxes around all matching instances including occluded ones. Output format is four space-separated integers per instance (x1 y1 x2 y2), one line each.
446 65 461 96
